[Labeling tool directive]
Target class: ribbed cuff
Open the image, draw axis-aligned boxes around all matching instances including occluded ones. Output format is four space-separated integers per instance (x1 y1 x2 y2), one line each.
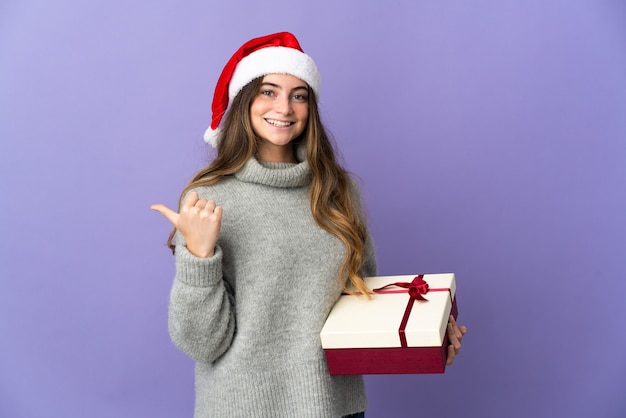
175 244 223 287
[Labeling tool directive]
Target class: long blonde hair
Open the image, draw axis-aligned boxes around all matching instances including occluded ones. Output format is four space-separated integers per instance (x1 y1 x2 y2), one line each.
167 77 370 295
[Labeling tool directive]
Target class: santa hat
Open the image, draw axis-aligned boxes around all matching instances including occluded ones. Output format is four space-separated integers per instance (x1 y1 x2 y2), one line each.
203 32 321 146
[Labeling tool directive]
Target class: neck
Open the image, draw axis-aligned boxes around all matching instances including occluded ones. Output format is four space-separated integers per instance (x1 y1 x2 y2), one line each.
256 143 297 163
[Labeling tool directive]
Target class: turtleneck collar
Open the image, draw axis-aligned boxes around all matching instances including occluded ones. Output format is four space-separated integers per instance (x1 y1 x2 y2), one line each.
234 157 311 188
234 142 311 188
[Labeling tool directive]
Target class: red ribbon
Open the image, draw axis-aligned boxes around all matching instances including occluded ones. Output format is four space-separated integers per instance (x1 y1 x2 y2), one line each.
373 274 430 301
373 275 450 348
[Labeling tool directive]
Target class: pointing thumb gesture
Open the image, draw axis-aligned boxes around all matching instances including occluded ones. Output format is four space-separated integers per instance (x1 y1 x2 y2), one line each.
151 191 222 258
150 203 180 225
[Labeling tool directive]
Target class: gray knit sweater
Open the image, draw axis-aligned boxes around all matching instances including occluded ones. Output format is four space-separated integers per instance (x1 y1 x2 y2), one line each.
168 156 377 418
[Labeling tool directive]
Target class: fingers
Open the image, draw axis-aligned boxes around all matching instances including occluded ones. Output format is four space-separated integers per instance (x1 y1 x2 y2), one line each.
446 315 467 366
213 205 223 219
449 315 467 338
446 343 457 365
182 192 219 216
446 324 461 366
450 315 467 336
448 322 462 351
196 198 215 212
182 191 200 210
150 203 179 226
450 316 465 341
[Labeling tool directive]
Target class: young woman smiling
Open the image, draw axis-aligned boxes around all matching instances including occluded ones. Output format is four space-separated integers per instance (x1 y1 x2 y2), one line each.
151 32 465 418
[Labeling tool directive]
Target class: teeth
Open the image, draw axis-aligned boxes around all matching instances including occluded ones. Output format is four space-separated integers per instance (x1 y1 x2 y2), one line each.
266 119 293 127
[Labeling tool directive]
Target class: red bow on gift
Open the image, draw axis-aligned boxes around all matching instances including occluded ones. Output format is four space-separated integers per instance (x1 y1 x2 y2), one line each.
373 275 430 301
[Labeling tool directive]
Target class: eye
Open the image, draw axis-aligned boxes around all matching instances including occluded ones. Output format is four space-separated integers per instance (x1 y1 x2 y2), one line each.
261 89 275 97
292 93 308 102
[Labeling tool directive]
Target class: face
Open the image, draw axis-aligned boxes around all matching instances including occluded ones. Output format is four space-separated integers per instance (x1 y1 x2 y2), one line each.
250 74 309 161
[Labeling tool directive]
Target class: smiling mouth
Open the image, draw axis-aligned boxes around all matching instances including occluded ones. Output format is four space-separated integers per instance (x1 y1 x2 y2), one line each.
265 118 294 127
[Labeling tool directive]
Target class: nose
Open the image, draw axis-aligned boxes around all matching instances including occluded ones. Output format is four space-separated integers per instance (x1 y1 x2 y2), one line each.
274 95 293 115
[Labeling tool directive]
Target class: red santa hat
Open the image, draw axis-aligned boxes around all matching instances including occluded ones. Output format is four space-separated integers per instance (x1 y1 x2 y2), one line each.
203 32 322 146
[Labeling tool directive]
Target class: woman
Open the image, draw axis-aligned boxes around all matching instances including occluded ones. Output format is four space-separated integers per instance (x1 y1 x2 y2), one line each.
152 32 465 418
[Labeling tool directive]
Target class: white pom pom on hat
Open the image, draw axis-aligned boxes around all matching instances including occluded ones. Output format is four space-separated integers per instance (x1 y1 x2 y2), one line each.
203 32 321 147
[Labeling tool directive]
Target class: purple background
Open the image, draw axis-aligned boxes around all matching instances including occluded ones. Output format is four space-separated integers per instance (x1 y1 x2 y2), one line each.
2 1 625 417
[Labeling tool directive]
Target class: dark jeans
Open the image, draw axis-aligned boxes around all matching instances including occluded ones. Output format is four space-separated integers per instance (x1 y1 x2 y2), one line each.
342 413 365 418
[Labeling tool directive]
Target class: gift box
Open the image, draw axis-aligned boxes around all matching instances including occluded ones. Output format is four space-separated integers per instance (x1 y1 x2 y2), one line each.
320 273 458 375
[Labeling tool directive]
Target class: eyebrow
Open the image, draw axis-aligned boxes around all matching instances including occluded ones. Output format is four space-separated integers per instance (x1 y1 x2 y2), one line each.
260 82 308 92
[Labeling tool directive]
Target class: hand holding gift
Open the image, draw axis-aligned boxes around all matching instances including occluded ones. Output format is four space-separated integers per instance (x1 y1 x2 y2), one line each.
446 315 467 365
321 273 466 374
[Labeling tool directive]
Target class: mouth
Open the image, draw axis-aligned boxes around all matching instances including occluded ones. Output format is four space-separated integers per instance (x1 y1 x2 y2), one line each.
265 118 295 128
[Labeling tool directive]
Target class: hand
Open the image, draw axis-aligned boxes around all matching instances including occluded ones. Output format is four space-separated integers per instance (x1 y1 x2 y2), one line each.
151 191 222 258
446 315 467 366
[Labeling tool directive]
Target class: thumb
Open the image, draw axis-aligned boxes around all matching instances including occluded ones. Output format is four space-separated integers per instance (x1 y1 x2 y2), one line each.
150 203 179 226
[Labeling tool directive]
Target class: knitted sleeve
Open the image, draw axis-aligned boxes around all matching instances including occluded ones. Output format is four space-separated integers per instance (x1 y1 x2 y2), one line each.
168 244 236 364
